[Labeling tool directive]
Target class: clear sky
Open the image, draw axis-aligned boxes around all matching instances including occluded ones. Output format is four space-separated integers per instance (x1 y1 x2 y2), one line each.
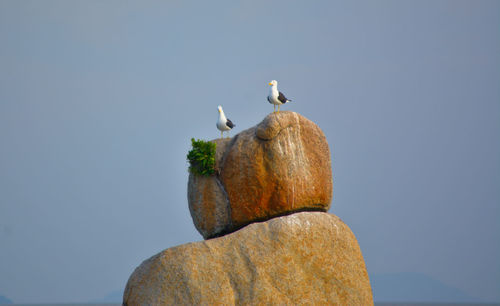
0 0 499 303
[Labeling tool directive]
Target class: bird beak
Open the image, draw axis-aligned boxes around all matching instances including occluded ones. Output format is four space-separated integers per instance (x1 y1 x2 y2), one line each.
268 82 272 86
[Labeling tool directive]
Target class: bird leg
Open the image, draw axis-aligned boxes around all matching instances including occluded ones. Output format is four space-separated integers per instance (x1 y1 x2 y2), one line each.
221 131 223 139
273 105 276 113
278 105 280 113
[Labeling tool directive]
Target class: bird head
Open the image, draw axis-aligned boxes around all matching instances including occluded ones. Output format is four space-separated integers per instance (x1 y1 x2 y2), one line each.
218 105 223 113
269 80 277 86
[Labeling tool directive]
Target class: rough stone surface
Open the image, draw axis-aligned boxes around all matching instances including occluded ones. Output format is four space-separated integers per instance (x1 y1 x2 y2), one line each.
188 138 232 239
123 212 373 305
187 112 333 238
211 138 232 173
221 111 333 229
187 174 231 238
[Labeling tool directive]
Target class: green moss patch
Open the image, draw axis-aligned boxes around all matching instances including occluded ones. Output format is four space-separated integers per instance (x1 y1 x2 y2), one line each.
187 138 216 176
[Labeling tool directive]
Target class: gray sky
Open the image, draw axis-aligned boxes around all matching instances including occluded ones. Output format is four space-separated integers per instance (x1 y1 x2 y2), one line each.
0 0 499 303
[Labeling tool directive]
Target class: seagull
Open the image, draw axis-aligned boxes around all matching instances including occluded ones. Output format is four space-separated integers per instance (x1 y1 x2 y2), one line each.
216 105 235 139
268 80 292 113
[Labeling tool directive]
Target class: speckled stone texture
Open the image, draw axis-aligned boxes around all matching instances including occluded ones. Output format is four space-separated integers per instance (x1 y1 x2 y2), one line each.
187 112 333 239
187 138 232 238
123 212 373 305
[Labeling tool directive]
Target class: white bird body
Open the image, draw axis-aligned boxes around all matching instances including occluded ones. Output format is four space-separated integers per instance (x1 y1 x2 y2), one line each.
216 105 234 138
217 111 230 131
267 80 291 113
268 86 281 105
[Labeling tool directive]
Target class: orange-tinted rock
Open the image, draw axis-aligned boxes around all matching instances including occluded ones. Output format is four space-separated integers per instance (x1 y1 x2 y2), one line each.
187 112 333 239
123 212 372 305
220 111 333 229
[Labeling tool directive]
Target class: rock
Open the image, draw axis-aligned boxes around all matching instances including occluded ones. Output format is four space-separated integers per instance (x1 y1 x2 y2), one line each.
211 138 232 173
221 111 333 229
187 174 231 238
187 112 333 239
187 138 232 238
123 212 373 305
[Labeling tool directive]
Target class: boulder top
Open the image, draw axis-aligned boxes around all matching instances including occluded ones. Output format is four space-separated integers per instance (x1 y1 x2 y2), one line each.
189 111 333 239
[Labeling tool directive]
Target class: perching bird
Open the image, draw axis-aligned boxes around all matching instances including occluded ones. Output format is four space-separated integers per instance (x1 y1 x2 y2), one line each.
216 105 235 139
268 80 292 113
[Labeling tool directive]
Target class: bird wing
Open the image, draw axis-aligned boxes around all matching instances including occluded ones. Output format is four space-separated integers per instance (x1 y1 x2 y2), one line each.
267 95 272 103
226 118 235 128
278 91 290 103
